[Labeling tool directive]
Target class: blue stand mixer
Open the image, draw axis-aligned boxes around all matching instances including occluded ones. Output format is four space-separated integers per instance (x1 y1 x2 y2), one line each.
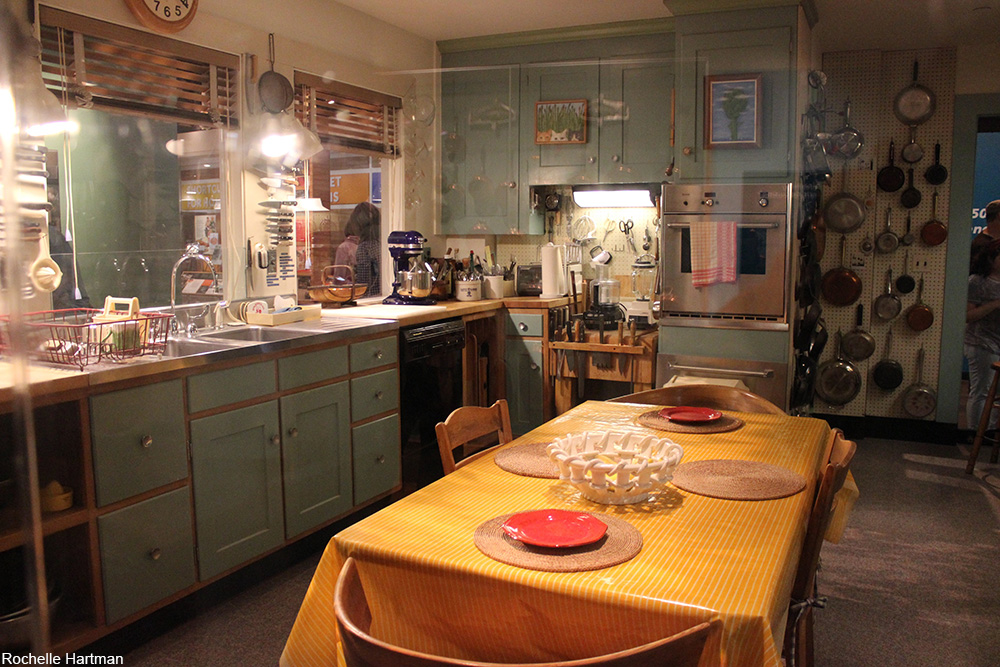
383 230 436 305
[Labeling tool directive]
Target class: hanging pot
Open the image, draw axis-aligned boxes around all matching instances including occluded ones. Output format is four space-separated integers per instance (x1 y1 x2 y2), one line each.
921 190 948 246
902 348 938 418
924 143 948 185
824 161 866 233
872 328 904 390
905 276 934 332
816 330 862 406
894 61 936 126
821 234 863 306
877 140 905 193
875 208 900 254
873 268 902 321
830 100 864 159
842 303 876 362
900 168 922 209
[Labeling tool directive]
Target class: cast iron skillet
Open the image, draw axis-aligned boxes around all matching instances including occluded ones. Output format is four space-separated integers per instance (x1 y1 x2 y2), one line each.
877 140 905 193
924 143 948 185
873 328 904 390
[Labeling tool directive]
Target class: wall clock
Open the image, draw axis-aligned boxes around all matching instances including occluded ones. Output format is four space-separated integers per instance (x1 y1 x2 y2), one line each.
123 0 198 34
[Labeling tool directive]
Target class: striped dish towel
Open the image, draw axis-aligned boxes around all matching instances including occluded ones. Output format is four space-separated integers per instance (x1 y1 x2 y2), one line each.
690 220 737 287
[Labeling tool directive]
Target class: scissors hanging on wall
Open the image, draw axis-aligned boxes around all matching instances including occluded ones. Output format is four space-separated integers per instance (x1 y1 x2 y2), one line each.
619 219 637 254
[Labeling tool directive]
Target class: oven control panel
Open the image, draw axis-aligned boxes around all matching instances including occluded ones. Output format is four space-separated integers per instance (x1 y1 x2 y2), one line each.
661 183 789 214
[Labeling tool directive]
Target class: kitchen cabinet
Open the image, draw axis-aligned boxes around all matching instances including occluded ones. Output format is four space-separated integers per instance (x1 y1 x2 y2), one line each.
190 401 285 581
352 413 401 505
504 311 546 435
440 66 523 235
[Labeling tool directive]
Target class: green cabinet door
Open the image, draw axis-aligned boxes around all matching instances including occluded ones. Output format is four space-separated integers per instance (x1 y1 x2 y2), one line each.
504 337 544 436
352 413 401 505
521 63 601 187
599 54 675 184
280 382 352 539
190 402 284 580
441 66 521 235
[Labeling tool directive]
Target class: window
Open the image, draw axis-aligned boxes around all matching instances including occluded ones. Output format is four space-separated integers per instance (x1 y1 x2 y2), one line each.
294 73 401 298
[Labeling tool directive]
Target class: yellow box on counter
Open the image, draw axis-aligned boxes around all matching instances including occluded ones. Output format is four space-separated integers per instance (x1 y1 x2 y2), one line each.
245 303 321 326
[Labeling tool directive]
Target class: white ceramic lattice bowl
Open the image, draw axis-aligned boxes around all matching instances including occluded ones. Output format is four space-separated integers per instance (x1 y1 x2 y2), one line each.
546 430 684 505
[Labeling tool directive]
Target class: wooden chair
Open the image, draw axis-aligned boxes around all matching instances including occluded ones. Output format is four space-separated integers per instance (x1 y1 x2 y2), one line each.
782 428 857 667
966 360 1000 473
435 399 513 474
608 384 785 415
335 556 720 667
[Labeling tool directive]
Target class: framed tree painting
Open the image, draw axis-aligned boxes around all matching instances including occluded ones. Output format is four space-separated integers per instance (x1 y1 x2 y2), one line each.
705 74 762 149
535 100 587 145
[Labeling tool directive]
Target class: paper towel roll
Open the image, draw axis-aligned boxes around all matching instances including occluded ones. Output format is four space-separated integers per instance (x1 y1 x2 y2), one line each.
540 243 566 298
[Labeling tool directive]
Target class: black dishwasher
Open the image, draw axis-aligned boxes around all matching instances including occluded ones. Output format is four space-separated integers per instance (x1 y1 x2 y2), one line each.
397 318 466 495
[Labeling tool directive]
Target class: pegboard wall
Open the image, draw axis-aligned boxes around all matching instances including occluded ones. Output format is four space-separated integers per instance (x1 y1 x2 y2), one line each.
811 47 956 420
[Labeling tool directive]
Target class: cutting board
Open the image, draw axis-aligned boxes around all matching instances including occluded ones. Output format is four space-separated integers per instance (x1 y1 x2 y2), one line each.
321 304 448 320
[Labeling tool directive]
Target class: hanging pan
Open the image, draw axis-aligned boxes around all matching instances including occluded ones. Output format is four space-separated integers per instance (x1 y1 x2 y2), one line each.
877 140 905 193
900 169 922 209
873 268 902 321
921 190 948 246
824 161 866 233
873 328 904 391
894 61 936 126
924 143 948 185
901 213 916 246
900 126 925 164
842 303 876 362
259 34 294 113
830 100 865 159
791 351 818 409
875 208 900 254
902 348 937 418
821 234 863 306
895 250 916 294
905 276 934 332
816 330 862 406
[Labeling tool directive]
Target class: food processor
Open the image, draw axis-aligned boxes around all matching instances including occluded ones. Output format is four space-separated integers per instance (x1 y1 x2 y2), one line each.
583 259 625 329
625 254 657 327
383 230 435 305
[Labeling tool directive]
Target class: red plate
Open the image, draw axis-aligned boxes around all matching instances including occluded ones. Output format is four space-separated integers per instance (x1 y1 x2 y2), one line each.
501 510 607 548
659 406 723 423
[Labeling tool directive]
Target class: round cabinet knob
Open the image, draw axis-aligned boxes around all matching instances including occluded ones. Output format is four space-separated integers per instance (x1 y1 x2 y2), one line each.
611 155 620 163
376 454 386 464
518 322 528 332
270 435 280 446
375 390 383 400
683 146 694 156
148 548 161 561
588 156 596 164
140 435 153 449
703 199 715 207
374 349 383 359
288 427 299 438
758 197 769 208
529 362 539 371
505 181 517 189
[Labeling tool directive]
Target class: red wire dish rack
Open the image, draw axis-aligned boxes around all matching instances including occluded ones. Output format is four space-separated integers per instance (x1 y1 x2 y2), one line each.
0 309 174 370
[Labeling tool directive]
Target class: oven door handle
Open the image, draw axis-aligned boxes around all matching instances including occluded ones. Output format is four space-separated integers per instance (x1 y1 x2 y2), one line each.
663 222 779 229
667 363 775 379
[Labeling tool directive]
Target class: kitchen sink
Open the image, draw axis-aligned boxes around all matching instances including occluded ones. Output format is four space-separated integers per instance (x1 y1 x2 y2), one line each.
199 325 316 342
160 338 241 357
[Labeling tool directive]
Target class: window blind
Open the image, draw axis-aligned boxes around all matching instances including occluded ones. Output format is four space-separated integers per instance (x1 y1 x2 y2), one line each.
38 6 239 128
294 72 401 158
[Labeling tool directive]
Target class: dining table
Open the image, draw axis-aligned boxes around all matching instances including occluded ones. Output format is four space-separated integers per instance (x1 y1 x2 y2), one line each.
280 400 844 667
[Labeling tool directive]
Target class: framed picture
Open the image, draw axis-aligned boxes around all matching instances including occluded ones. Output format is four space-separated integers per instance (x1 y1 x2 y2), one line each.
535 99 587 145
705 74 762 149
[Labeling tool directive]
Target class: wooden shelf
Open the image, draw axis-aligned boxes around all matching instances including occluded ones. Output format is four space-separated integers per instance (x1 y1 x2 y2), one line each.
0 506 90 552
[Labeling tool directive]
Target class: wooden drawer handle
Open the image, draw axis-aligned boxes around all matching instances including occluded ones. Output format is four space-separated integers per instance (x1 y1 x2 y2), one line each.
149 548 161 561
140 435 153 448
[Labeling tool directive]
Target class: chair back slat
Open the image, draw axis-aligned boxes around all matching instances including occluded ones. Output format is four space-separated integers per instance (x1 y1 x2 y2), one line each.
435 399 513 474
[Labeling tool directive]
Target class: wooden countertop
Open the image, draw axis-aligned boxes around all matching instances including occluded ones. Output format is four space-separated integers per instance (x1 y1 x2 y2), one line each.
321 295 580 327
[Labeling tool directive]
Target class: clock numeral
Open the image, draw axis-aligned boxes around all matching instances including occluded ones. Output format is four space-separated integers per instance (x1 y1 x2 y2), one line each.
179 0 190 7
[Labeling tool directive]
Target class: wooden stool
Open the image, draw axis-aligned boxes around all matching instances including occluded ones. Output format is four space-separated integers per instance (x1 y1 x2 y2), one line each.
966 360 1000 473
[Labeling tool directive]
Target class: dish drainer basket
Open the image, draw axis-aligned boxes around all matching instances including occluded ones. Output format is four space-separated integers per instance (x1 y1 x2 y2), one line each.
0 308 173 369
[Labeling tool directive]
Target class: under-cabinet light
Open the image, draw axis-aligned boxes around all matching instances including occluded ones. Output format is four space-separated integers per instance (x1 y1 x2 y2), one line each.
571 185 655 208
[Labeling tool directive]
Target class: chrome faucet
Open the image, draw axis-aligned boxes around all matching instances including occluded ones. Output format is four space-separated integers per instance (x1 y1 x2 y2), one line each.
170 244 221 335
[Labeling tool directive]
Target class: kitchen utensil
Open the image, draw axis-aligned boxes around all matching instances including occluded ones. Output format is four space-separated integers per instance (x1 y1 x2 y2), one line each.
816 330 862 406
876 208 900 254
794 300 823 352
873 328 904 390
900 126 925 164
924 142 948 185
306 265 368 304
830 99 864 158
807 316 829 361
619 219 637 254
894 61 936 126
823 161 866 233
791 352 817 409
921 190 948 246
258 34 294 113
28 232 63 293
796 258 821 309
900 168 922 209
877 140 905 192
874 268 902 321
842 303 876 362
896 251 916 294
905 276 934 331
575 320 586 397
810 191 827 261
902 348 937 418
821 234 862 306
901 213 916 246
860 234 874 254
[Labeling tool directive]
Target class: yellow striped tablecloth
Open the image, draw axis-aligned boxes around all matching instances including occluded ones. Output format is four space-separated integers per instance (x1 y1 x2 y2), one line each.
281 401 834 667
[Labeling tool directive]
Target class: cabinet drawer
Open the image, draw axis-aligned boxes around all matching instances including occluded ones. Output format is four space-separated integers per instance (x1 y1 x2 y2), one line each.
278 345 348 390
351 369 399 422
352 414 401 505
187 361 275 413
506 313 543 337
350 336 398 373
98 488 196 624
91 380 187 507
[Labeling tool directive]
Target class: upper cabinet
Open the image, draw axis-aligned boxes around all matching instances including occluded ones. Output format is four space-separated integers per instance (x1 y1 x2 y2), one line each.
673 7 801 182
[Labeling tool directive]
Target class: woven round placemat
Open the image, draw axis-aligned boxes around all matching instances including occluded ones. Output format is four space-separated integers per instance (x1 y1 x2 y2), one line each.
637 410 744 434
473 512 642 572
494 442 560 479
669 459 806 501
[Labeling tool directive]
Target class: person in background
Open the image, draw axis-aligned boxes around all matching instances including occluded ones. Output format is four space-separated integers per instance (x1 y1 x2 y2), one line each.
970 199 1000 273
350 202 381 296
334 218 361 268
965 237 1000 431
